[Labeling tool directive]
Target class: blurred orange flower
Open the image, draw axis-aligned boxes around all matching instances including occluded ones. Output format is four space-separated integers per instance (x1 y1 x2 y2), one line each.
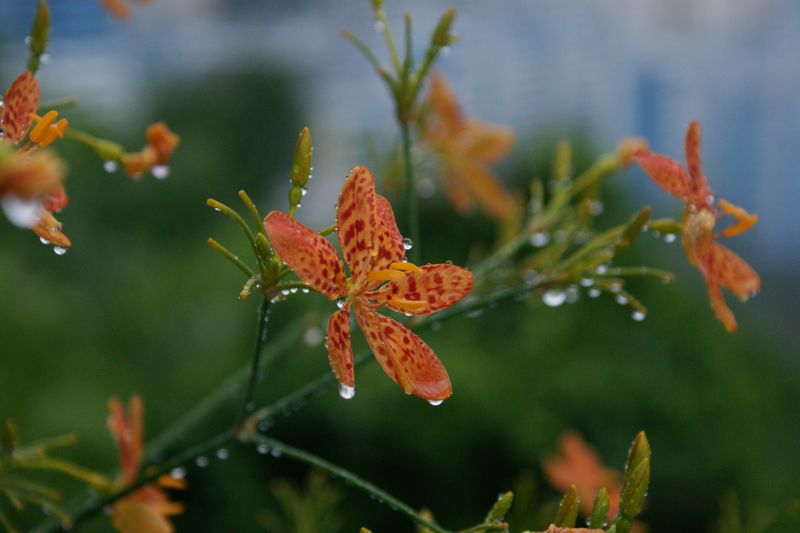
422 73 515 221
122 122 180 178
99 0 152 21
108 395 185 533
264 166 474 401
543 431 621 519
633 120 760 331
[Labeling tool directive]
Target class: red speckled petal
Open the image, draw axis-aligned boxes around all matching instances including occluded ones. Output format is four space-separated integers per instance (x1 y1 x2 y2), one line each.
42 184 68 212
326 304 354 388
460 163 515 221
632 150 693 202
706 278 737 333
684 120 712 205
354 303 452 401
1 71 40 144
367 264 474 316
107 396 143 485
709 242 761 302
264 211 346 299
372 194 405 272
336 166 378 286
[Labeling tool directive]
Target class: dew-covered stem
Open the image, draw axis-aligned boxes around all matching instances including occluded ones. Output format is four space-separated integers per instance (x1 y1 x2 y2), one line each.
401 121 421 263
238 298 271 424
243 434 451 533
206 238 254 277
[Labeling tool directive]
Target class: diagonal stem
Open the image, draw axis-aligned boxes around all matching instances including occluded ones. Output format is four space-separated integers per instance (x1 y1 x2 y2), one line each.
242 434 450 533
238 297 271 423
401 121 421 263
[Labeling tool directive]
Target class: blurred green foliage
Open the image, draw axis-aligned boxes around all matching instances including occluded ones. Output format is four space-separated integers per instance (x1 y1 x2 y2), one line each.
1 63 798 533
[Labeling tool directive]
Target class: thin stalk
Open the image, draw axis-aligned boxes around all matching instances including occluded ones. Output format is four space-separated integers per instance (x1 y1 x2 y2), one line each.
318 224 337 237
207 238 254 277
401 121 420 263
207 199 259 259
238 190 264 235
239 298 271 423
374 7 402 75
243 434 450 533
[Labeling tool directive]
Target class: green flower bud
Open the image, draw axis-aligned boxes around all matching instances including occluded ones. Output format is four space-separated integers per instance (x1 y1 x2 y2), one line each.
291 127 313 188
589 487 610 528
484 491 514 523
28 0 50 73
554 485 580 527
431 7 456 48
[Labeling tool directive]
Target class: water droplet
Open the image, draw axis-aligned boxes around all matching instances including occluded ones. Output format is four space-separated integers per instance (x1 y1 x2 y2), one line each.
632 310 646 321
663 233 677 243
579 277 594 287
303 327 323 346
615 294 629 305
339 384 355 400
336 298 347 309
301 187 308 197
706 194 715 205
588 288 601 298
1 194 42 228
428 399 444 406
270 448 282 458
609 282 623 292
103 160 118 173
195 456 209 468
151 165 170 179
596 264 608 275
402 237 413 250
301 288 310 294
53 246 67 256
373 20 385 32
565 285 580 304
441 46 451 56
289 287 298 294
24 36 32 46
542 289 566 307
39 236 49 245
589 200 604 215
445 259 453 265
216 448 230 460
466 308 484 318
416 178 436 198
530 232 550 247
170 467 186 479
256 444 269 455
40 53 51 64
651 230 662 238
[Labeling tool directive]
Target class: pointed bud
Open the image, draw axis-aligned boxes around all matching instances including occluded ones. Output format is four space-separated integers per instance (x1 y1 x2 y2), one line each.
588 487 610 528
484 491 514 523
615 206 651 254
291 127 313 188
619 431 650 520
553 139 573 182
28 0 50 73
2 420 18 456
554 485 580 527
431 7 456 48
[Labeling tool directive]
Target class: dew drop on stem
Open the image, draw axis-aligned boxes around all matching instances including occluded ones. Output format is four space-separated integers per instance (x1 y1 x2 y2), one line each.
632 310 647 321
195 456 209 468
151 165 170 179
103 160 118 173
256 444 269 455
542 289 566 307
530 232 550 247
615 294 629 305
216 448 230 460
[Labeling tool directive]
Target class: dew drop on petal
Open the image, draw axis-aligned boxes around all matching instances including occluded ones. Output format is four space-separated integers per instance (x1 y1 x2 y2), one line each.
103 160 118 173
428 399 444 406
530 232 550 247
151 165 170 179
336 298 347 309
53 246 67 256
1 194 42 228
39 237 49 245
542 289 566 307
402 237 413 250
339 384 355 400
632 310 647 321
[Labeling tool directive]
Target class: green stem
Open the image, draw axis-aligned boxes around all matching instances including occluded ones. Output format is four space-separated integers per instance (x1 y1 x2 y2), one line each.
318 224 337 237
242 434 450 533
401 121 420 263
239 298 271 423
207 238 254 277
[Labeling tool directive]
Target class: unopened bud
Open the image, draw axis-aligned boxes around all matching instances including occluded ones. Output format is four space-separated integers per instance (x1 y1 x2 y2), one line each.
589 487 610 528
484 491 513 523
431 7 456 48
553 485 580 527
620 431 650 519
615 206 651 254
28 0 50 72
2 420 18 455
291 127 313 188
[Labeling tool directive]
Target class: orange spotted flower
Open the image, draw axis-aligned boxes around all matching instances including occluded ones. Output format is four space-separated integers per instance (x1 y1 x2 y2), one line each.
633 120 760 332
1 71 71 246
121 122 180 178
422 72 515 221
543 431 622 520
99 0 152 21
108 395 185 533
264 166 474 401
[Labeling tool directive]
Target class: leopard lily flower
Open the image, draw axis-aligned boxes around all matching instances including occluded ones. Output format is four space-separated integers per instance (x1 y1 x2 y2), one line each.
422 72 515 221
633 120 760 332
264 166 474 401
108 395 185 533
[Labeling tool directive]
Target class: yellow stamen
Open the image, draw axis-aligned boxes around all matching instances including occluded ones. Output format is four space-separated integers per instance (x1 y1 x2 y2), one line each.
390 261 423 273
366 269 406 282
153 501 185 516
28 111 68 148
157 474 187 490
718 198 758 237
387 298 426 311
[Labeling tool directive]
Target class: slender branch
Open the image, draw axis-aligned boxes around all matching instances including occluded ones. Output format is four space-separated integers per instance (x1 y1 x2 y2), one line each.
401 121 420 263
238 190 264 236
207 238 254 277
239 298 271 423
318 224 337 237
207 198 259 260
242 434 450 533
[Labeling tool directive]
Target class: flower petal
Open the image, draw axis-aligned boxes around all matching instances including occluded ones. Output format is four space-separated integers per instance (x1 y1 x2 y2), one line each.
264 211 346 300
354 303 452 401
1 71 40 144
706 279 738 333
709 242 760 302
632 150 693 202
372 194 405 272
326 304 354 388
107 396 142 485
684 120 711 203
112 499 174 533
336 166 378 285
367 264 474 316
461 121 514 163
428 72 464 135
459 163 515 221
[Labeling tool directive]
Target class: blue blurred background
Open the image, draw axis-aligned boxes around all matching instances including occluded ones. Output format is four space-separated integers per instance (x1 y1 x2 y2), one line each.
1 1 798 531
